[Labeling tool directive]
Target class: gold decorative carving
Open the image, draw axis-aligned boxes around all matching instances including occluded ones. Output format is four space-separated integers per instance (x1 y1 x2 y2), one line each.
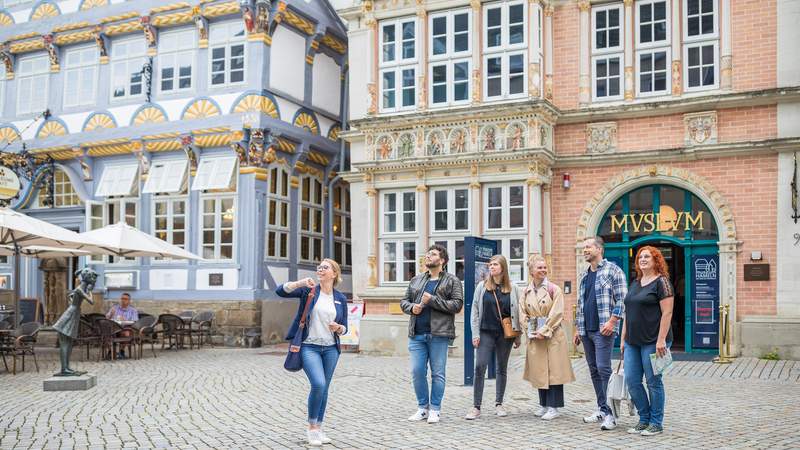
578 1 590 12
150 2 190 14
31 2 59 21
671 60 682 96
100 12 140 24
367 255 377 287
132 106 167 125
294 112 319 135
202 1 239 18
471 68 481 103
529 62 540 97
182 99 221 120
0 12 13 27
624 66 634 100
544 74 553 100
36 121 68 139
232 94 279 118
367 82 378 115
321 34 346 54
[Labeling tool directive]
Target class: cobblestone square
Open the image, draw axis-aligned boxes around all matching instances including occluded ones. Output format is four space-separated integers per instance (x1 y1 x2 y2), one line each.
2 347 799 449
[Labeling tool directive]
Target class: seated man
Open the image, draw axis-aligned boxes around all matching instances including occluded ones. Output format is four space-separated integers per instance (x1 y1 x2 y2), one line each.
105 293 139 359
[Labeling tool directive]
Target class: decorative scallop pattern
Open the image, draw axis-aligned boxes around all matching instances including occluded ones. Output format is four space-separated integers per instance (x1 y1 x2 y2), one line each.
182 98 221 120
0 126 19 144
83 113 116 132
231 94 279 119
36 120 68 139
79 0 108 10
293 112 318 135
0 12 14 27
327 125 341 141
30 2 59 21
131 106 167 126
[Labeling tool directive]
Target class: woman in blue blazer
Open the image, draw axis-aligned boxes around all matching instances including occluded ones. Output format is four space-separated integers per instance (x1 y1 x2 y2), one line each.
276 258 348 447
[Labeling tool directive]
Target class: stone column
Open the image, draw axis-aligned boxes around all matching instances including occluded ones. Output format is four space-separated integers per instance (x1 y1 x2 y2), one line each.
418 4 429 110
365 12 379 115
578 0 591 105
718 240 740 355
417 177 429 255
720 0 732 90
624 0 634 101
543 4 554 100
365 176 378 288
529 0 542 98
671 0 682 96
528 180 543 255
542 183 552 257
470 164 482 235
471 0 482 104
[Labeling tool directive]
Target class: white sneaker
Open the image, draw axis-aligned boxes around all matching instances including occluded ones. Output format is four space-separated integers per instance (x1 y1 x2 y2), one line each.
427 410 441 424
541 408 560 421
464 407 480 420
318 430 332 444
600 414 617 430
534 406 548 417
495 404 508 417
583 409 604 423
407 409 428 421
306 430 322 447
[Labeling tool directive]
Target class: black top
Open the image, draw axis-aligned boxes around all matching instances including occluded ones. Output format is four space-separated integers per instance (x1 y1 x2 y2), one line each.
624 276 674 346
583 269 600 332
481 286 511 333
414 280 439 335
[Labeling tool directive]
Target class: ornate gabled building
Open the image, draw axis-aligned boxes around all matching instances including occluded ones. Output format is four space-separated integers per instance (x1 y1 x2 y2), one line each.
0 0 349 343
338 0 800 359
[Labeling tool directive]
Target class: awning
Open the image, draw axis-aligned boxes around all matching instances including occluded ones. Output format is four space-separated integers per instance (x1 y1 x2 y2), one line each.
143 159 188 194
190 156 237 191
95 164 139 197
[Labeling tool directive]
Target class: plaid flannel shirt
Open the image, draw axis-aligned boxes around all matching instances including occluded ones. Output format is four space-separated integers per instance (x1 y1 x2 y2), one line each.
576 258 627 336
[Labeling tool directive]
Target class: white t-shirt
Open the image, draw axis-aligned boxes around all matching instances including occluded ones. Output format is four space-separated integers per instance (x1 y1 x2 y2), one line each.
303 291 337 346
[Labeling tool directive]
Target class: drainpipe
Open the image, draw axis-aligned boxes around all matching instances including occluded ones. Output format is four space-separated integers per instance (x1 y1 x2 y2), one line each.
326 69 349 259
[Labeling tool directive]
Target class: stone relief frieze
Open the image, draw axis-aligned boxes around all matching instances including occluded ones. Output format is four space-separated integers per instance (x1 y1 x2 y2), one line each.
684 111 718 146
586 122 618 154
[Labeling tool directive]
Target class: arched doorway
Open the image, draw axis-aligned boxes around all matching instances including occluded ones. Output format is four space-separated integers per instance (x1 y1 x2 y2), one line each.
596 184 720 353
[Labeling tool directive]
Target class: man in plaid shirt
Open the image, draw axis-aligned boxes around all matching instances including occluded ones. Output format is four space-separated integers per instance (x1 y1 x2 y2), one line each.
572 237 627 431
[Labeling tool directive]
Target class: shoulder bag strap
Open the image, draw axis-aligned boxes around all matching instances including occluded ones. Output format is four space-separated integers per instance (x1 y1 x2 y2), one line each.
491 288 503 319
298 287 316 329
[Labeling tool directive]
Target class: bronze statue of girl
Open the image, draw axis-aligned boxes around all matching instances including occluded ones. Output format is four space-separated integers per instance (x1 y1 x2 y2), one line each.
52 267 97 377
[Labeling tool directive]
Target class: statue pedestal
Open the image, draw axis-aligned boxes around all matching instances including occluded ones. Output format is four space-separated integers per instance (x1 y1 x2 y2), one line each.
43 374 97 391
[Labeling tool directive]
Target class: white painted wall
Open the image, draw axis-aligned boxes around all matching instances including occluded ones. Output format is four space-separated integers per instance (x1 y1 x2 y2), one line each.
61 111 92 134
349 181 369 296
150 269 189 290
275 97 301 127
269 26 307 101
347 28 370 121
777 0 800 88
196 268 238 290
311 53 341 115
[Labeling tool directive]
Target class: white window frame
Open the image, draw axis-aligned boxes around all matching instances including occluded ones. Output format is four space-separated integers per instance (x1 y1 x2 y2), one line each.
380 66 417 112
635 48 671 97
96 164 140 198
428 8 472 108
16 53 49 115
683 0 718 42
635 0 670 49
483 184 527 231
208 20 246 88
591 3 624 54
266 165 291 260
39 169 81 208
431 238 465 281
63 45 98 108
110 36 147 101
151 195 188 263
380 240 417 284
143 159 188 194
191 156 238 191
86 199 139 264
591 54 624 101
380 190 417 235
483 1 527 52
157 27 196 94
299 175 324 264
483 51 527 100
497 236 528 284
332 183 352 267
683 41 719 92
379 17 418 66
199 194 236 261
430 187 470 234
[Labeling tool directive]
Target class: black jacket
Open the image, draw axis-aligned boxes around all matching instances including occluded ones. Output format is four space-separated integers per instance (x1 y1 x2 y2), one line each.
400 271 464 339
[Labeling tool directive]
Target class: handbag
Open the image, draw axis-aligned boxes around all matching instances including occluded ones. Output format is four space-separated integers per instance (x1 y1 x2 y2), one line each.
607 358 628 401
284 287 316 372
492 289 520 339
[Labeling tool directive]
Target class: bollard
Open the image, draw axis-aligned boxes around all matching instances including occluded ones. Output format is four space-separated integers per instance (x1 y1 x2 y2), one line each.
713 304 733 364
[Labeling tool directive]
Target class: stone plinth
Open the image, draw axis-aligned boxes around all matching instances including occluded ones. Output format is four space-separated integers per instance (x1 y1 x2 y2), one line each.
43 374 97 391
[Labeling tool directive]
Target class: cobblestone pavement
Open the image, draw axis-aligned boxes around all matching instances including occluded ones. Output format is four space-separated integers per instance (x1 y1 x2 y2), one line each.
2 347 799 450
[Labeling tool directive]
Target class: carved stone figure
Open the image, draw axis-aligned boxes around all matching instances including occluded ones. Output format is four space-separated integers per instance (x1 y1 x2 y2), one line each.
483 127 496 151
193 7 208 42
141 16 157 51
450 130 466 153
255 0 270 34
509 125 524 150
232 142 248 166
92 27 108 60
378 137 392 159
43 34 59 69
428 133 443 155
397 134 414 158
181 136 198 172
242 6 256 33
52 267 97 377
134 148 150 176
248 128 265 164
0 44 14 76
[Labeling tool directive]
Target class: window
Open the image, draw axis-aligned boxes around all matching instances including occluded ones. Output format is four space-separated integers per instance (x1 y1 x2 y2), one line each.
382 240 416 283
431 188 469 232
382 191 416 233
191 156 237 191
158 28 195 93
498 237 527 283
96 164 139 198
111 37 146 100
379 18 417 112
332 183 352 267
634 1 669 97
432 239 465 281
63 46 98 108
483 2 527 100
201 196 235 260
683 0 718 91
143 159 188 194
86 199 138 264
209 21 245 86
429 9 471 107
266 166 290 260
636 0 668 47
152 197 187 261
299 176 324 263
40 169 81 207
484 184 525 230
636 49 669 95
16 54 49 115
591 4 624 101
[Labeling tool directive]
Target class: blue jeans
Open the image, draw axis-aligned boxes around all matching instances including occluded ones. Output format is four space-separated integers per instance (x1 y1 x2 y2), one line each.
581 331 615 416
408 334 449 411
301 344 340 425
624 341 671 427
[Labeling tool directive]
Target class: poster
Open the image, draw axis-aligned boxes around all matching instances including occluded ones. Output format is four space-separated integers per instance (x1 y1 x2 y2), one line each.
463 237 498 385
691 254 719 349
339 302 364 346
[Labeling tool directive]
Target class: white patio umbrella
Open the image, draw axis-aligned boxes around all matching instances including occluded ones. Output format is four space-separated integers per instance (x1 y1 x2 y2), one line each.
0 245 91 259
0 208 99 326
79 222 203 260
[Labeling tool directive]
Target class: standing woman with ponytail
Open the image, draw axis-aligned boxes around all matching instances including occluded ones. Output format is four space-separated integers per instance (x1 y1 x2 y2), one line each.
276 258 348 447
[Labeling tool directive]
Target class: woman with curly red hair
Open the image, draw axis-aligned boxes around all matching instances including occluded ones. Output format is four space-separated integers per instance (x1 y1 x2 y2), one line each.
620 246 674 436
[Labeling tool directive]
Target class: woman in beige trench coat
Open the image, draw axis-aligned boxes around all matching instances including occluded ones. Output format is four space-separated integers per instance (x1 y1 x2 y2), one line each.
519 255 575 421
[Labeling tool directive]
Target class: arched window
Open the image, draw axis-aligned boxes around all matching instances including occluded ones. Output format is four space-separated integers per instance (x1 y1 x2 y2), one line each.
266 165 290 260
333 182 351 267
38 169 82 207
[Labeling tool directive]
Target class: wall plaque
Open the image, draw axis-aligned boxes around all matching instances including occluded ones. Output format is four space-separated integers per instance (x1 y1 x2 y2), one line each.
208 273 224 286
743 264 770 281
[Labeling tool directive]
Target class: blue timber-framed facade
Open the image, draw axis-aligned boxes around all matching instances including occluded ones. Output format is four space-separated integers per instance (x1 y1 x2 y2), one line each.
0 0 350 341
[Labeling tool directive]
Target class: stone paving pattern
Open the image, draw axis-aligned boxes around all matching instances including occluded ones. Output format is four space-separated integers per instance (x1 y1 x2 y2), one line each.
2 347 799 449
